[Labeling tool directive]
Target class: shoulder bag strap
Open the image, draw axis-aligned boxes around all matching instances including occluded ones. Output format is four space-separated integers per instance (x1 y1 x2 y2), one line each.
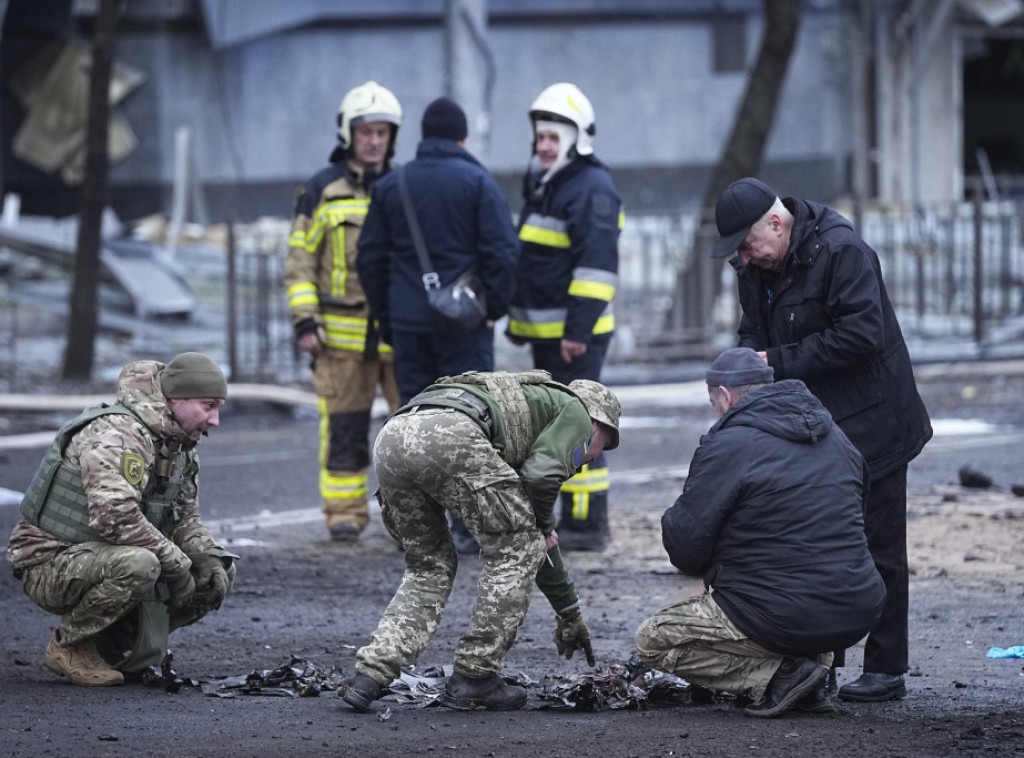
396 167 441 292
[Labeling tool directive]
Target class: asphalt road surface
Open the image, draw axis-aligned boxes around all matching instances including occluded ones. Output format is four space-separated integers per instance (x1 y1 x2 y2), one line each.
1 364 1023 757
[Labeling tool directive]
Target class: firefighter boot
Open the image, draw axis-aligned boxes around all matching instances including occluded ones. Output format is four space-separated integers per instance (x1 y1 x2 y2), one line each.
328 522 361 542
45 629 124 686
556 494 609 552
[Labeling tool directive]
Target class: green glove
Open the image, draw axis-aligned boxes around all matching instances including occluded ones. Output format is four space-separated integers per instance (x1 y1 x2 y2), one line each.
166 571 196 611
553 611 596 666
188 553 232 609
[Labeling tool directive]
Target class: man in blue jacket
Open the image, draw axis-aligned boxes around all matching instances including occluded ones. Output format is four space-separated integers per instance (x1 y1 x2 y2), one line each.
711 177 932 702
634 348 886 718
357 97 518 405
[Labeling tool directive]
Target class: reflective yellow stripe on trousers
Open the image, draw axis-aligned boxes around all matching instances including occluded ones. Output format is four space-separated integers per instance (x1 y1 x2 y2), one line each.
317 397 368 501
560 463 609 519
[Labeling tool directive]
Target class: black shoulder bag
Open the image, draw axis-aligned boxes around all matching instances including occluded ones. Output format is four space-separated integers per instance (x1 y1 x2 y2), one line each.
396 166 487 334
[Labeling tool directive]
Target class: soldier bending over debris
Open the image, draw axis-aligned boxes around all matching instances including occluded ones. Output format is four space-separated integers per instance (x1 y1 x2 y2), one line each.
343 370 619 712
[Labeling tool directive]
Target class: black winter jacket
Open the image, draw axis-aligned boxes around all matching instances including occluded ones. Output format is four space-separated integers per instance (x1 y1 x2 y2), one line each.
734 198 932 481
357 138 518 334
662 380 886 656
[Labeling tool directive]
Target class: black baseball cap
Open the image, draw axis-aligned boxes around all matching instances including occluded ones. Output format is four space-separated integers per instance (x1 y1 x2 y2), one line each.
711 177 778 259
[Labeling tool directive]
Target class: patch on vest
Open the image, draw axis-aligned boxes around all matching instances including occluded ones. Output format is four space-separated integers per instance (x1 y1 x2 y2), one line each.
121 453 145 486
571 441 589 469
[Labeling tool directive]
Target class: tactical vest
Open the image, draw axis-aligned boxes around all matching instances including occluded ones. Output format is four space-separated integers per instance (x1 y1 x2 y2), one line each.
19 403 188 543
20 403 188 674
419 370 575 469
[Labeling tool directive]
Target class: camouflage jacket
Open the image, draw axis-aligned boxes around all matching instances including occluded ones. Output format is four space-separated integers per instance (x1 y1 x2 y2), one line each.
6 360 223 580
408 378 593 536
405 375 594 618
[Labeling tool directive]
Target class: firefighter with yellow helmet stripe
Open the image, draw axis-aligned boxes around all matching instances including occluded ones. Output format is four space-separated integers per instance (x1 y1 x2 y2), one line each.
283 81 402 541
506 82 623 552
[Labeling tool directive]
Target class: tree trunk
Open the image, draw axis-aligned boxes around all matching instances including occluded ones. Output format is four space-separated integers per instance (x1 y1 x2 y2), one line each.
61 0 121 380
673 0 801 341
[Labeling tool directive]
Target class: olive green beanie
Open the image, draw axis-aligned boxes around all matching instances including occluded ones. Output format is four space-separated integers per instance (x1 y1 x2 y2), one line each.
160 352 228 399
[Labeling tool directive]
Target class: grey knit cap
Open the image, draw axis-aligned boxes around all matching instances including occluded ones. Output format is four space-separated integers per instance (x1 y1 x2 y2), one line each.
705 347 774 387
160 352 228 399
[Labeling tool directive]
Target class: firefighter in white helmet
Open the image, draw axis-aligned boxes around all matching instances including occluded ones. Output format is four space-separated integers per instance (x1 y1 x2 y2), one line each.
283 81 403 541
505 82 624 552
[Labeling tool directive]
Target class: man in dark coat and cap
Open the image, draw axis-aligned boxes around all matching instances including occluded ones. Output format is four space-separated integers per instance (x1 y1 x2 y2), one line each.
710 177 932 702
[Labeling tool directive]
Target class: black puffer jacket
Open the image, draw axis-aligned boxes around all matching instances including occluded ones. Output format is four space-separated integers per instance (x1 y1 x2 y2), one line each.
734 198 932 481
662 380 886 656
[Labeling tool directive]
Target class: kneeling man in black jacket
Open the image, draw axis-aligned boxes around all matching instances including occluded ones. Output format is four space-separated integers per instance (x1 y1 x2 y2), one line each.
634 347 885 718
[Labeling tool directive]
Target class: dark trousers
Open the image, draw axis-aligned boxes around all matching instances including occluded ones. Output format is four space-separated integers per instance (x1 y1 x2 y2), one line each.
530 333 611 384
391 325 495 404
861 465 909 674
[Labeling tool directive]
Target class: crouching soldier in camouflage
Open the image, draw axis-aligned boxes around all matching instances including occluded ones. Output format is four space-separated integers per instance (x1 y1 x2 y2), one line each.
6 352 237 686
342 370 620 712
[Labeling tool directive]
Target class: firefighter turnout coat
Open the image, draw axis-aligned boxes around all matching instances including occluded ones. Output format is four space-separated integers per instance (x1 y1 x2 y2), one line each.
284 160 389 358
508 156 622 344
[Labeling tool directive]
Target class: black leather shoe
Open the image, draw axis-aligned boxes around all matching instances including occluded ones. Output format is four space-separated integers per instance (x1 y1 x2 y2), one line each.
837 672 906 702
440 671 527 711
793 682 835 714
341 673 383 712
745 657 827 718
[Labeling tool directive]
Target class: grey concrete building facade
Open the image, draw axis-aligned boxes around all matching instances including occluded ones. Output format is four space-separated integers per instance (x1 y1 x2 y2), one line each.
2 0 1024 223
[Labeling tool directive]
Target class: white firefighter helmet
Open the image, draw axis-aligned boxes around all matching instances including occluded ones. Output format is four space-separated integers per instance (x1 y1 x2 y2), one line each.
336 81 402 151
529 82 596 156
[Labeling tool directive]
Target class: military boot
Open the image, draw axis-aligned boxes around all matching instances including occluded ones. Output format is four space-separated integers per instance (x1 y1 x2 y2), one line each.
745 657 826 718
440 671 528 710
45 629 124 687
341 673 384 712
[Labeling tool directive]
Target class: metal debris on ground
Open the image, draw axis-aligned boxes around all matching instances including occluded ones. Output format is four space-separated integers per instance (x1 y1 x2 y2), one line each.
380 664 451 707
536 657 728 711
191 656 730 711
537 664 647 710
137 653 198 693
200 656 347 698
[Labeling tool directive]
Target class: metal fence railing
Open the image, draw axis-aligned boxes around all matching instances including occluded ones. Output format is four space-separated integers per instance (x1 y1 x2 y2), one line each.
3 200 1024 392
860 200 1024 345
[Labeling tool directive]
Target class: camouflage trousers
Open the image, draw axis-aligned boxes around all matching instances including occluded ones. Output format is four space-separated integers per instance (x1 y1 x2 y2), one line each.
18 542 219 648
635 591 833 700
356 407 545 685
